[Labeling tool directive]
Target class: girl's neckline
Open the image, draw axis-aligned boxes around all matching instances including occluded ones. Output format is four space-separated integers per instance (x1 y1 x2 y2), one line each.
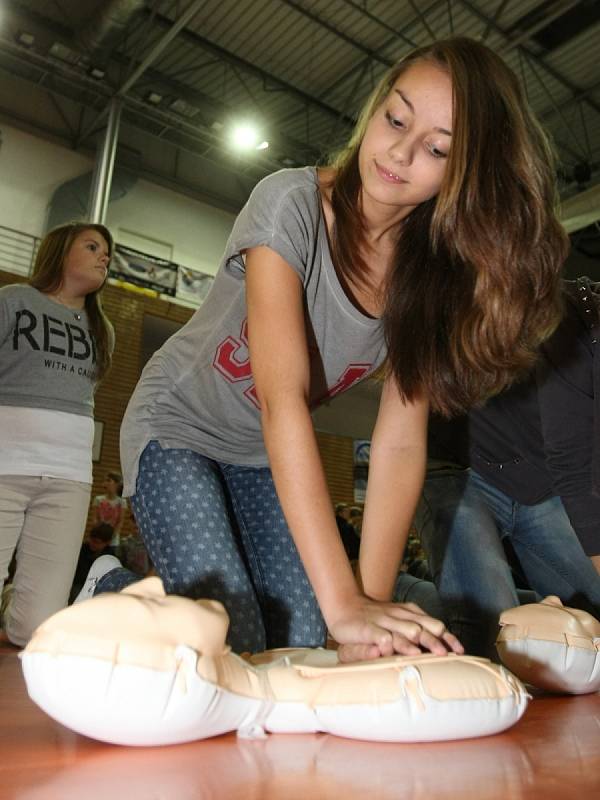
311 166 382 325
37 288 86 321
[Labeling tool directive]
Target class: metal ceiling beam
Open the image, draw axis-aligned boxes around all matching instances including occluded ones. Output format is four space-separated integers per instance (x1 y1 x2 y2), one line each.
459 0 600 117
278 0 395 68
260 0 421 132
0 38 113 105
340 0 418 48
140 9 357 127
522 51 589 160
447 0 455 34
553 134 592 164
116 0 206 98
540 78 600 126
276 0 450 131
498 0 580 54
321 0 448 101
104 50 321 161
481 0 511 43
46 91 77 138
577 100 594 163
406 0 437 41
119 93 275 175
78 0 206 142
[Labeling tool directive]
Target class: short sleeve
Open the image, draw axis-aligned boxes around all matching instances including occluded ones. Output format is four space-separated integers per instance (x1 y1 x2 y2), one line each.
224 168 321 285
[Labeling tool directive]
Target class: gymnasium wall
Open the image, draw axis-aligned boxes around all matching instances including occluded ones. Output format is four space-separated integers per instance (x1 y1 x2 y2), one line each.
0 123 234 276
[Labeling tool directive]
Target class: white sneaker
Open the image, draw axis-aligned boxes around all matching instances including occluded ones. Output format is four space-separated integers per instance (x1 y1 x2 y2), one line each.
73 555 122 604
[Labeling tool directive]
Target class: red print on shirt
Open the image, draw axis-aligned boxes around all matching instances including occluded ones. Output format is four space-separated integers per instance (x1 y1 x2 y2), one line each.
213 319 371 409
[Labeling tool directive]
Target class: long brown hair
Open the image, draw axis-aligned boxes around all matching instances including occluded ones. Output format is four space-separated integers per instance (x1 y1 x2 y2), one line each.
330 37 568 415
29 222 114 381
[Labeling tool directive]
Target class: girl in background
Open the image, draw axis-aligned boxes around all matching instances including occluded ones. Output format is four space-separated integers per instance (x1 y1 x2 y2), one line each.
93 471 127 552
89 37 567 662
0 223 113 646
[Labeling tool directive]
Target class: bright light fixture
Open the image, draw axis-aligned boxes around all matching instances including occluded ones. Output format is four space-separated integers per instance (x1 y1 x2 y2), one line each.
230 124 260 150
256 141 269 150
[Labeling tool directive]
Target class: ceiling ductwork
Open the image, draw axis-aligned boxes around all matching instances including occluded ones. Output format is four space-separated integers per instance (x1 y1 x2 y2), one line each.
77 0 146 54
46 167 138 233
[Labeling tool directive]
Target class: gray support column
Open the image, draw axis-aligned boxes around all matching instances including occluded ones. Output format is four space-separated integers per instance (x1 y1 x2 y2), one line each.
87 97 123 224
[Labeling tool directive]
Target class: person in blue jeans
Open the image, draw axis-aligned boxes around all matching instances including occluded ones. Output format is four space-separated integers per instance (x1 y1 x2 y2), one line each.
82 38 567 661
417 279 600 660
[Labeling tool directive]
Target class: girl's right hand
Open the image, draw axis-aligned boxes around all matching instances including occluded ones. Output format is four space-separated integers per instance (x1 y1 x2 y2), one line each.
329 596 464 663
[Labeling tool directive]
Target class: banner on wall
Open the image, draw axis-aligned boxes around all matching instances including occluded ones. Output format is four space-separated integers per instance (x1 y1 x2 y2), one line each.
110 244 178 296
353 439 370 503
176 265 214 304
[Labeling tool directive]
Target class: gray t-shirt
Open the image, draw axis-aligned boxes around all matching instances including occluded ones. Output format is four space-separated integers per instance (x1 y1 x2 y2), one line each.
0 284 100 416
121 167 387 495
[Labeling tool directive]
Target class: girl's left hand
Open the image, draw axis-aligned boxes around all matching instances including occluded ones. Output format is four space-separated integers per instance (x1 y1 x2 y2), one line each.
333 598 464 663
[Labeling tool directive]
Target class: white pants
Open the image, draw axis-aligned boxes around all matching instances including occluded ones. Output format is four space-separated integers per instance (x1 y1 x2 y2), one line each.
0 475 91 646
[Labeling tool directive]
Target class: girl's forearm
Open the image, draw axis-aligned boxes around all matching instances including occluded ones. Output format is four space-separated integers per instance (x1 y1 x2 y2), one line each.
261 400 361 626
358 445 426 601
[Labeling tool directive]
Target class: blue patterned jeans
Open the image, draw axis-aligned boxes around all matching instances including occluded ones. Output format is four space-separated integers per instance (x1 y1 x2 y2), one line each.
97 440 326 653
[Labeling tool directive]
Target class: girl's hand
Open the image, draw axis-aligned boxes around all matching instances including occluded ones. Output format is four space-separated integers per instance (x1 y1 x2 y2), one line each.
330 597 464 663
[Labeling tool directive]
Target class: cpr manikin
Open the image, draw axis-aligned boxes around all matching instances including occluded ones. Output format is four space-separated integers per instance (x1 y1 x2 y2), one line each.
21 578 528 746
497 595 600 694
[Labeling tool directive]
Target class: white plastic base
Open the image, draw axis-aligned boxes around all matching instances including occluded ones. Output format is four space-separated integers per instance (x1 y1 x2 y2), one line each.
21 648 529 746
497 639 600 695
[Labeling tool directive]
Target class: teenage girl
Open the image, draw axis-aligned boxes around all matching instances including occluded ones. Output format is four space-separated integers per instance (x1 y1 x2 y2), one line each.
94 37 567 662
0 223 113 645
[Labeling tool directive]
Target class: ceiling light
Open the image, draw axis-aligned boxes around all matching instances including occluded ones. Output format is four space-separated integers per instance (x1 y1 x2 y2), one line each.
230 124 260 150
256 141 269 150
89 66 105 80
17 31 35 48
146 91 163 105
